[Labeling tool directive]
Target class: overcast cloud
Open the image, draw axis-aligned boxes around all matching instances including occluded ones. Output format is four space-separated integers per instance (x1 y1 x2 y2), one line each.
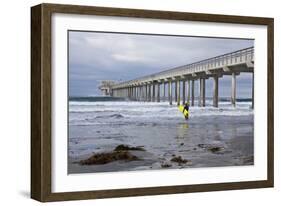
69 31 254 97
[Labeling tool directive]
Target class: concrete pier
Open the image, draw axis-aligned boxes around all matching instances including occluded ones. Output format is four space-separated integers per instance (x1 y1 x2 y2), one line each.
109 47 254 108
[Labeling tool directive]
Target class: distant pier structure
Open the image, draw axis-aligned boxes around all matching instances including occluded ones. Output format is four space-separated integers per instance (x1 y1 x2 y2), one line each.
108 47 254 108
98 80 116 96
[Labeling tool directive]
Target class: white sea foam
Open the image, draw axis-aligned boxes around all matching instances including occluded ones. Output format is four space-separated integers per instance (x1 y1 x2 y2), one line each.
69 100 253 126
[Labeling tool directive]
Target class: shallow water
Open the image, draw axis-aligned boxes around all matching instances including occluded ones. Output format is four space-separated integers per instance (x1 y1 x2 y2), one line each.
68 100 254 174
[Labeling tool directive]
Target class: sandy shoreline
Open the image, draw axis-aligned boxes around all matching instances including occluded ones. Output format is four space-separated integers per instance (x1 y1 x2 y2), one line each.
68 113 254 174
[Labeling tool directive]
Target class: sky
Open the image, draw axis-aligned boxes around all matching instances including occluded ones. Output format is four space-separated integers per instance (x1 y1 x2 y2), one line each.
69 31 254 98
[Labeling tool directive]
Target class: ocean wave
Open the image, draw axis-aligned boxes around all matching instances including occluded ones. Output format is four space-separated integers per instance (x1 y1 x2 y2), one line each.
95 114 124 119
68 101 253 126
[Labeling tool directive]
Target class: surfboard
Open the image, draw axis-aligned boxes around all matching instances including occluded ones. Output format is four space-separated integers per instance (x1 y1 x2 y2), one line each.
178 105 189 119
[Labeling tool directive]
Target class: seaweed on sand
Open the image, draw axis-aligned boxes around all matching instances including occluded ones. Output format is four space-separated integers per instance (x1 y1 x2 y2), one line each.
79 151 139 165
208 147 222 153
170 156 189 164
161 163 172 168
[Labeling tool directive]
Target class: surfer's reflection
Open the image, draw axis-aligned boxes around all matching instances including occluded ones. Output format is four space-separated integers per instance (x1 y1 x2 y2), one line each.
176 122 189 139
181 123 189 129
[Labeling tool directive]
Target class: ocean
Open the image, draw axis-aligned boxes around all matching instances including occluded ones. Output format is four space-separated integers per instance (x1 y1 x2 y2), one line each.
68 97 254 173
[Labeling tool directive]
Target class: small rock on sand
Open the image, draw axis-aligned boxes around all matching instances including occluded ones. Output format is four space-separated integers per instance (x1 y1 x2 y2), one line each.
114 144 145 151
198 144 225 154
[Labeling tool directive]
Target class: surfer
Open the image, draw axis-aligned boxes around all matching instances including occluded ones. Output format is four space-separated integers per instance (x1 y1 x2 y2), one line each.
183 102 189 120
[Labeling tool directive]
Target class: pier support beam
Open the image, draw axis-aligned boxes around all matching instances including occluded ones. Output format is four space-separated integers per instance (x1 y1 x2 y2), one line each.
136 86 139 100
202 79 206 107
139 86 141 100
231 73 236 107
252 72 254 109
174 81 177 102
182 79 186 104
187 80 190 104
139 86 141 101
213 76 219 107
134 86 137 100
199 78 206 107
198 80 201 106
143 85 145 101
177 80 181 106
157 82 160 102
191 80 195 106
138 86 141 100
168 80 172 105
152 82 156 102
145 84 148 101
148 84 151 101
141 84 145 101
163 82 166 101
